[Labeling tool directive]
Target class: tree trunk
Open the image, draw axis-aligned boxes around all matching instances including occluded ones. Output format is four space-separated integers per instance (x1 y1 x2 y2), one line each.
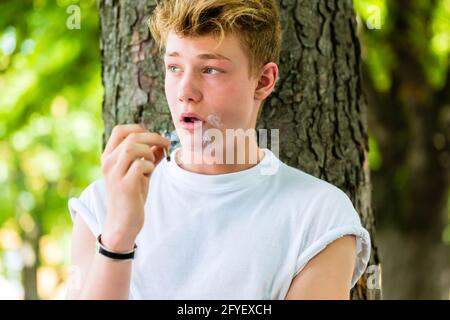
98 0 172 144
98 0 381 299
21 240 39 300
21 223 40 300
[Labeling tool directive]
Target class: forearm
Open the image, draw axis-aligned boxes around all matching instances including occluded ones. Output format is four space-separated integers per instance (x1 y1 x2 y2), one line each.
78 231 136 300
79 254 133 299
70 124 163 299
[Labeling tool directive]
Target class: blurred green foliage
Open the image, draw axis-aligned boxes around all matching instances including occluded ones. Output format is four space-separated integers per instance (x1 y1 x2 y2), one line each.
0 0 103 298
0 0 449 299
355 0 450 91
354 0 450 170
354 0 450 246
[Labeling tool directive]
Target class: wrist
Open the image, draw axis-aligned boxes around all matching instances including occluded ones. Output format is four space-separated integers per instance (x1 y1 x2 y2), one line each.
96 234 137 261
101 228 137 252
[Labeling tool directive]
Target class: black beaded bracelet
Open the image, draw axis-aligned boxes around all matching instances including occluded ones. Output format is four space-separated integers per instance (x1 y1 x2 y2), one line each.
96 234 137 260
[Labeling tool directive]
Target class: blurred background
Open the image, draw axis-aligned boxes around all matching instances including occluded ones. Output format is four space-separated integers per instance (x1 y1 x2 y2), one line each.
0 0 449 299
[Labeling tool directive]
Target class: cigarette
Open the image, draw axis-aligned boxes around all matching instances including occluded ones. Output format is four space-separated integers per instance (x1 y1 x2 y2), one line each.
164 146 171 162
159 129 180 162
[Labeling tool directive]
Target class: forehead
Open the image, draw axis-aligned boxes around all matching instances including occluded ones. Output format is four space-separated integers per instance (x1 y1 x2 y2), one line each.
164 31 247 65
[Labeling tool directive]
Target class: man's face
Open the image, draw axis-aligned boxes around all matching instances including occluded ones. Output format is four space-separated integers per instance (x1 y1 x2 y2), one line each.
163 31 260 143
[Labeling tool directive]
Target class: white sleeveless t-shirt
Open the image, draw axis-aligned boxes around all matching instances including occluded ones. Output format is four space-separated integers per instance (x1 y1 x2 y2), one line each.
68 147 371 299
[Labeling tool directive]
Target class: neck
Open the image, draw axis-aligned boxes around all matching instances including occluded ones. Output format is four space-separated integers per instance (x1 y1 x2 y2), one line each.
176 141 264 175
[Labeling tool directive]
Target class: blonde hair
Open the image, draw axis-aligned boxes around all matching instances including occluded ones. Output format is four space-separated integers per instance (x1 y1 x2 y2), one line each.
147 0 282 80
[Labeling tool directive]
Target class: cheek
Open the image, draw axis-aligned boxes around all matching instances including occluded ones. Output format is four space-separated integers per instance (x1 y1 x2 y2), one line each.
208 84 255 128
165 80 178 109
211 81 253 107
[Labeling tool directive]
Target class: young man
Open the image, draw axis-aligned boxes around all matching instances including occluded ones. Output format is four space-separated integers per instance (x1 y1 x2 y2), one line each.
66 0 371 299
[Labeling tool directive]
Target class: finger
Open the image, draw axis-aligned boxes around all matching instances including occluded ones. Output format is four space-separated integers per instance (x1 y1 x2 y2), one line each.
151 145 166 166
125 159 155 182
116 143 156 176
103 124 147 158
102 130 170 175
108 132 170 163
127 132 171 149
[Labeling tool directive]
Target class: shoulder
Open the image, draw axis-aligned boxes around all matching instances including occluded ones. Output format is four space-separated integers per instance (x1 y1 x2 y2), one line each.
84 177 106 198
68 177 108 236
274 162 365 240
75 178 108 212
276 161 353 210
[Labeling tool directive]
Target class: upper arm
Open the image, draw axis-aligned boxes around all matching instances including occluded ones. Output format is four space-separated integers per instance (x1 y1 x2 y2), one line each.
285 235 357 300
65 212 97 299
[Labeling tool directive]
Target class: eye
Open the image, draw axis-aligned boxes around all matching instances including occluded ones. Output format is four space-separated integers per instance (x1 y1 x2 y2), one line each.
167 65 180 73
204 67 221 75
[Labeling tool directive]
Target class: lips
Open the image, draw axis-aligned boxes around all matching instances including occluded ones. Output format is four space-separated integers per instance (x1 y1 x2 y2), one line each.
179 112 205 132
179 112 204 123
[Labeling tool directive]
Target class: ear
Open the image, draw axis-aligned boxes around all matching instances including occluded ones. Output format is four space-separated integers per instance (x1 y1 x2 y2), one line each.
254 62 279 101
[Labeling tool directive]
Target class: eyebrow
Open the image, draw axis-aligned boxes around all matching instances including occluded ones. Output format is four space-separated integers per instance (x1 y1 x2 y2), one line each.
164 51 231 61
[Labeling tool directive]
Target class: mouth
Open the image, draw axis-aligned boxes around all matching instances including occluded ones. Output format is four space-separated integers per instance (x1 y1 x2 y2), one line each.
179 112 204 123
179 112 205 132
182 116 202 123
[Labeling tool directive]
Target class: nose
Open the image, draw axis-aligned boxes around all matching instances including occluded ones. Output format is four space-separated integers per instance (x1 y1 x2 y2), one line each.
177 70 202 103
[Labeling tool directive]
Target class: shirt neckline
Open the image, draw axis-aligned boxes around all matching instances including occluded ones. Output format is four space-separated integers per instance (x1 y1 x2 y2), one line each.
162 147 279 192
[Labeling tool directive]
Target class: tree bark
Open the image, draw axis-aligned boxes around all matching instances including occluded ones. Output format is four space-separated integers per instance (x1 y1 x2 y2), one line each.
98 0 381 299
98 0 172 145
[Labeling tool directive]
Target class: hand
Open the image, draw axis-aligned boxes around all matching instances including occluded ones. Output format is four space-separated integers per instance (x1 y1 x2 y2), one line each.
100 124 170 251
